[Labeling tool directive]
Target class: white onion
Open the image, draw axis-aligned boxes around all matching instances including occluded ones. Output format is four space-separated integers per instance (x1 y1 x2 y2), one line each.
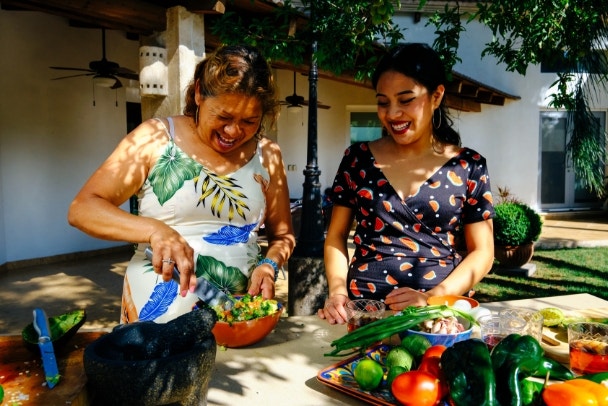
469 306 492 321
452 299 472 312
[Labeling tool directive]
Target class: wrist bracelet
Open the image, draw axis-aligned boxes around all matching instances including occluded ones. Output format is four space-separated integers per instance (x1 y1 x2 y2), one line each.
257 258 280 281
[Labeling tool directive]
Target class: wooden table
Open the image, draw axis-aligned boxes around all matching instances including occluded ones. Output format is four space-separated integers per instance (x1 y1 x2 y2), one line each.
1 293 606 405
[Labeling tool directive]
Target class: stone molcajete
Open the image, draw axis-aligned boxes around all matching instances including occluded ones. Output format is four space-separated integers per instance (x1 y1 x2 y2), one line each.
84 306 217 406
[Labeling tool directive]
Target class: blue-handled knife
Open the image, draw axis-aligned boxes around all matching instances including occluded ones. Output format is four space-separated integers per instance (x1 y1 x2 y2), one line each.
144 247 235 310
33 308 60 388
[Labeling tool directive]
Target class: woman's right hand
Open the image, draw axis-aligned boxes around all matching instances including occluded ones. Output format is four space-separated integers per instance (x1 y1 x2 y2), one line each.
148 230 196 297
317 293 350 325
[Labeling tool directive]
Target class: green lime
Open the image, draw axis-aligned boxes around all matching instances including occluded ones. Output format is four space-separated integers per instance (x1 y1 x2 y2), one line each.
386 365 407 387
539 307 565 327
354 358 384 391
400 334 432 363
385 347 414 371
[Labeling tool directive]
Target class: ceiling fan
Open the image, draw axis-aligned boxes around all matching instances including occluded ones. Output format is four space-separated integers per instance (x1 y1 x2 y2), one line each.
50 28 138 89
281 71 331 110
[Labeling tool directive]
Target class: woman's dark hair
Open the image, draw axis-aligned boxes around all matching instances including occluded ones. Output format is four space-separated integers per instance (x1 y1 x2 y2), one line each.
183 45 279 132
371 43 461 146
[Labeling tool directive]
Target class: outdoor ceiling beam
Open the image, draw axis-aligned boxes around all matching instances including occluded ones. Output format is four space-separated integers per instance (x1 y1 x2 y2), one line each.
476 90 494 103
1 0 166 34
489 95 507 106
1 0 227 35
444 95 482 112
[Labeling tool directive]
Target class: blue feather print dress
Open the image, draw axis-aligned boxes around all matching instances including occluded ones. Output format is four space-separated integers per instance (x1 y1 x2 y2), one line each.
120 117 269 324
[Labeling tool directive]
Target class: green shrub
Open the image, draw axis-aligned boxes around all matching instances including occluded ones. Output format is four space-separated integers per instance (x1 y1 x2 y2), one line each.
493 202 543 246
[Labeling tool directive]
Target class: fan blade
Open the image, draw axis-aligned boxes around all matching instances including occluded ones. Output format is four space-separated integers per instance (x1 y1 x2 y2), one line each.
301 100 332 110
111 78 123 89
114 70 139 81
51 73 95 80
50 66 93 72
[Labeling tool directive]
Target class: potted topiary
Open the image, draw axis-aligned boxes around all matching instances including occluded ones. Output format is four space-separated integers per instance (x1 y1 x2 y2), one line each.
493 188 543 268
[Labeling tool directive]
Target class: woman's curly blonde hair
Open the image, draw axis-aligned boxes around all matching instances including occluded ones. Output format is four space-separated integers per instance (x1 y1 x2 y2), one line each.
183 44 279 133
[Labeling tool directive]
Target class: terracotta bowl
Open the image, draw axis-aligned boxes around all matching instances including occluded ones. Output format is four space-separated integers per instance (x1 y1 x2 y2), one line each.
212 304 283 348
427 295 479 309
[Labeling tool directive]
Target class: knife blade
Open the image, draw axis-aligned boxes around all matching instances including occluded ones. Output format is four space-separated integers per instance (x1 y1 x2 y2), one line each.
33 308 60 388
144 247 235 309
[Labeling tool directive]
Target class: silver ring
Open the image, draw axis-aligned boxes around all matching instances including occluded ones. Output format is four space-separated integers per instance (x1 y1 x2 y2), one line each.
162 258 175 264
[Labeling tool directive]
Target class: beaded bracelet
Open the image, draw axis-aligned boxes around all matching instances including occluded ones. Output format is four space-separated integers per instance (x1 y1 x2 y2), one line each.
257 258 280 281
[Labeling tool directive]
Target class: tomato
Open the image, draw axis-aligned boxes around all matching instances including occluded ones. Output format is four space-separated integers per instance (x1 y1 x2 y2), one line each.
422 345 447 361
418 355 442 376
391 370 442 406
418 352 449 400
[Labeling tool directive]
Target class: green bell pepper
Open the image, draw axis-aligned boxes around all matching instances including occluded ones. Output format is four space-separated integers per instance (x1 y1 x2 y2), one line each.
532 356 575 381
491 333 544 406
441 338 499 406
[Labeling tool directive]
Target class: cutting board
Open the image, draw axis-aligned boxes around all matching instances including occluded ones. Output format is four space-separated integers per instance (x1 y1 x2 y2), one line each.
541 307 608 365
0 331 105 405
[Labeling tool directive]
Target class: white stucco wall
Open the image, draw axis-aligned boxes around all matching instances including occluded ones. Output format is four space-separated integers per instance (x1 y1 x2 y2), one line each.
0 10 138 262
275 73 375 199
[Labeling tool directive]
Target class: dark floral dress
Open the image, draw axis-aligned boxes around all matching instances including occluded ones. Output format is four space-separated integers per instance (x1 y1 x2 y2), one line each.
331 142 495 301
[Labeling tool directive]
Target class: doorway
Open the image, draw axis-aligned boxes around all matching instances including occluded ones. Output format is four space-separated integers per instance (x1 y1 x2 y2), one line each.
539 110 605 210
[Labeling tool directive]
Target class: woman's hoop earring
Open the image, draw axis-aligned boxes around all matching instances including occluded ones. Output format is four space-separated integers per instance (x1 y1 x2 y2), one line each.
195 105 200 125
432 108 442 129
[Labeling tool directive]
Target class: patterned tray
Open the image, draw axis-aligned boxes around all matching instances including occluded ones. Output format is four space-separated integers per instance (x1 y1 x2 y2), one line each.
317 344 396 405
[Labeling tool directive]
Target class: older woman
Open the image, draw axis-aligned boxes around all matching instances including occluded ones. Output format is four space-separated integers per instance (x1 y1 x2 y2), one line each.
69 45 295 323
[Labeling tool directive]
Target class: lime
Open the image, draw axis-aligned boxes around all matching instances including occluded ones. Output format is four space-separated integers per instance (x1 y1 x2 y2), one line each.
354 358 384 391
386 365 407 387
539 307 565 327
385 347 414 371
400 334 432 363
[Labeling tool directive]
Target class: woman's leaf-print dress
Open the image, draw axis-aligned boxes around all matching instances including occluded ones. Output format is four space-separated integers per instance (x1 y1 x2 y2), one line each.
120 117 269 324
331 142 495 302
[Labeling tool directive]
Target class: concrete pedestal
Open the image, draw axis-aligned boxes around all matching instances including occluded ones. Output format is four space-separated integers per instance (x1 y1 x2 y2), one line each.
287 256 327 316
495 262 537 277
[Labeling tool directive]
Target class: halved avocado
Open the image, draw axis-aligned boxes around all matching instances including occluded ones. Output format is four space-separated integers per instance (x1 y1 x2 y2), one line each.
22 309 87 352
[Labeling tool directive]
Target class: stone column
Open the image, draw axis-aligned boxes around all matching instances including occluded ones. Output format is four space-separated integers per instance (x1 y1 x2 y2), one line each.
140 6 205 120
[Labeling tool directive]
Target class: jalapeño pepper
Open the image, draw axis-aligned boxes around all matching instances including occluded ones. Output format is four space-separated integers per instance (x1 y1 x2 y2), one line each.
532 356 575 381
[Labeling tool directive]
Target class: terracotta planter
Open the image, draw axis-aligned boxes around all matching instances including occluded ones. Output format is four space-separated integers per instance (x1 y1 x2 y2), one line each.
494 242 534 268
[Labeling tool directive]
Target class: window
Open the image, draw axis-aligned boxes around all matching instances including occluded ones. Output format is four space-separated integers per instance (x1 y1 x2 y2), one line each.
349 111 382 143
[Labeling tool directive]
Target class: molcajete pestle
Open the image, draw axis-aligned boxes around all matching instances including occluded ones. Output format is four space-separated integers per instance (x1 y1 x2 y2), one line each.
84 306 217 406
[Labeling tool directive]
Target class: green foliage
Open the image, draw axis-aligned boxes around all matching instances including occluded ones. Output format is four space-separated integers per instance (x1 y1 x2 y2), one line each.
427 3 464 77
211 0 404 81
493 202 543 246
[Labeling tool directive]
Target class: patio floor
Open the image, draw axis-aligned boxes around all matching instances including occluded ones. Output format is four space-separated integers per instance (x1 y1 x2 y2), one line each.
1 212 607 335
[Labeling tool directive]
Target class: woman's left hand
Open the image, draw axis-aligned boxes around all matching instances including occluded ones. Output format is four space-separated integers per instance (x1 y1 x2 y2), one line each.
247 264 275 299
384 287 428 310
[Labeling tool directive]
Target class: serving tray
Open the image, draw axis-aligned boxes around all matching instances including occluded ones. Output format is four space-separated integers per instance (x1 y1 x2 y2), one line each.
317 344 396 406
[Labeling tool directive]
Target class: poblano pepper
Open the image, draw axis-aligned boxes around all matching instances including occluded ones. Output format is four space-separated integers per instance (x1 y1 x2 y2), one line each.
491 333 544 406
531 356 575 381
440 338 499 406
